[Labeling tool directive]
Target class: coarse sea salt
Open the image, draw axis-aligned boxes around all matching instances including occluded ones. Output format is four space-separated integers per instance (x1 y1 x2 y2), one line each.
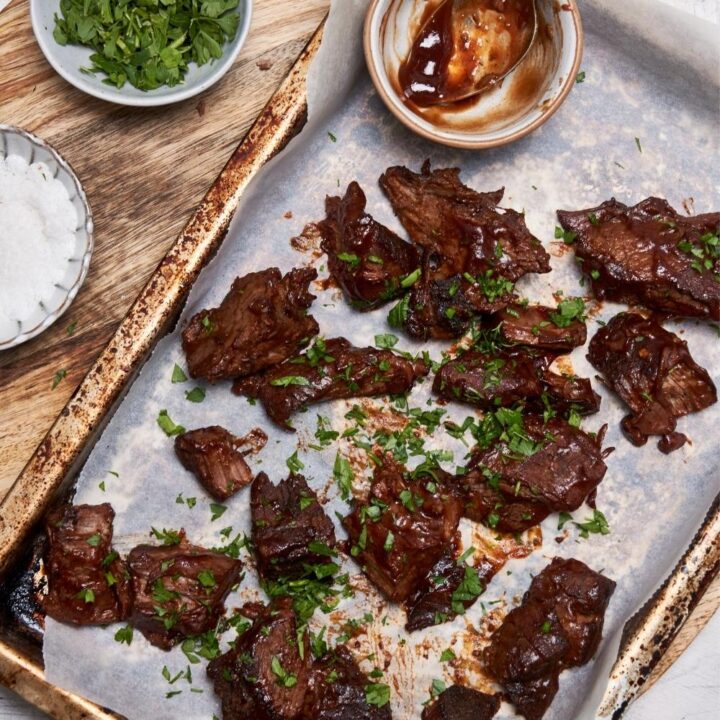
0 153 78 330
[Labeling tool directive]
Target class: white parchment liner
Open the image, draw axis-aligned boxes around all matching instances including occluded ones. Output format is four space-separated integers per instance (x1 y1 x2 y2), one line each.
44 1 720 718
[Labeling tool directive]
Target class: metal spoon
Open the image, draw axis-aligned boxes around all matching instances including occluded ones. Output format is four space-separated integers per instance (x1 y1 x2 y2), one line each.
399 0 538 106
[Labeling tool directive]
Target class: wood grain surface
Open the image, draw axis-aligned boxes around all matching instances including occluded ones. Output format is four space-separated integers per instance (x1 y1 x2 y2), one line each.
0 0 716 717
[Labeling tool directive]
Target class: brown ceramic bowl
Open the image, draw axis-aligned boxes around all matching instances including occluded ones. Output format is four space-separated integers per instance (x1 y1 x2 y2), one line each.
364 0 584 149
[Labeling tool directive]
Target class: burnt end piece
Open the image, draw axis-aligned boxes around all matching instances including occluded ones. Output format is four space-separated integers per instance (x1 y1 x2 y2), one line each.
43 504 132 626
422 685 501 720
208 598 312 720
484 557 615 720
233 337 429 429
182 267 319 382
462 416 611 533
319 181 420 310
175 426 268 500
434 351 600 416
380 162 550 282
305 646 392 720
342 457 461 603
251 473 337 580
558 197 720 320
128 538 242 650
494 304 587 352
587 312 717 452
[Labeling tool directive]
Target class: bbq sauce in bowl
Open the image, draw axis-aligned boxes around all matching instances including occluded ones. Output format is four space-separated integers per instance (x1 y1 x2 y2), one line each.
398 0 536 107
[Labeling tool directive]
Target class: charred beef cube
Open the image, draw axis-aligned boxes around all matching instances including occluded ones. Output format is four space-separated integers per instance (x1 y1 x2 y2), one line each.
470 415 612 513
182 267 319 382
538 370 601 416
251 473 337 580
459 468 550 534
175 426 268 500
304 645 392 720
422 685 500 720
494 302 587 352
43 504 132 625
405 550 492 632
233 337 429 429
433 350 543 409
128 537 242 649
558 197 720 320
208 598 312 720
484 557 615 720
342 457 461 603
380 162 550 283
587 312 717 452
319 181 420 310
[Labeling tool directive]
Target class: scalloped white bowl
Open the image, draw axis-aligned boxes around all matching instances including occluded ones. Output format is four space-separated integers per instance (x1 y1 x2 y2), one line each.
0 126 94 350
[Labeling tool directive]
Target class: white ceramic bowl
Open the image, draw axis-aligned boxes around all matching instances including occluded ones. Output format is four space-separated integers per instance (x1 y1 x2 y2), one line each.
30 0 253 107
0 126 94 350
364 0 583 149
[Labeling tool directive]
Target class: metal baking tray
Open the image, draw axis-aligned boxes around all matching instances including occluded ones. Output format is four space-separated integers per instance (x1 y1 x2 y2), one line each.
0 15 717 720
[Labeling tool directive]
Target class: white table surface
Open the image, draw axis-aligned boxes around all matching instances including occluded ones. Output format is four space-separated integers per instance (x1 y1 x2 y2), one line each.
0 0 717 718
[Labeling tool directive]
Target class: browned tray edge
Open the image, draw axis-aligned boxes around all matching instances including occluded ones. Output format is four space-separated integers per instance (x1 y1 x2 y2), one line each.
0 12 718 720
0 19 325 720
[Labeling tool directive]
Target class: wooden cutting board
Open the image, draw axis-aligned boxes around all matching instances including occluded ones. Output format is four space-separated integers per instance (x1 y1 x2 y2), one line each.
0 0 716 713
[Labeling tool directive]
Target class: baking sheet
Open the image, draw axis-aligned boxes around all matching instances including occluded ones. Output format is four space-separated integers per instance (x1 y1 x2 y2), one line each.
43 1 720 718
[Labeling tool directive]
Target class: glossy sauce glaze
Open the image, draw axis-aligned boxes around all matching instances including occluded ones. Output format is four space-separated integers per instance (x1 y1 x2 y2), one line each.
398 0 536 106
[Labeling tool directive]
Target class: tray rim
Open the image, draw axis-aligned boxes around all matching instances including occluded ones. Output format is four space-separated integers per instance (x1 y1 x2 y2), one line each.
0 10 718 720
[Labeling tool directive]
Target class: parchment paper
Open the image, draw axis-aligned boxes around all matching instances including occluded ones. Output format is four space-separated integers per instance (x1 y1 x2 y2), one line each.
43 1 720 718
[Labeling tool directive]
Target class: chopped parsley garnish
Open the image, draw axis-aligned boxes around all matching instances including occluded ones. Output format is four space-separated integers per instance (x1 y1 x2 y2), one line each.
439 648 456 662
271 656 298 688
677 232 719 276
185 387 206 403
550 298 586 328
333 452 354 501
387 295 410 328
197 570 216 588
451 565 484 614
400 268 421 288
337 252 360 268
86 533 102 547
383 530 395 552
66 320 77 335
540 620 552 633
52 369 67 389
171 364 188 383
575 70 586 83
374 333 398 349
554 226 577 244
76 588 95 603
635 137 642 153
557 511 573 530
574 509 610 538
430 678 446 698
157 409 185 436
270 375 311 387
365 683 391 708
327 131 337 142
314 415 339 447
114 625 133 645
209 503 227 521
287 450 304 473
151 527 182 545
53 0 243 91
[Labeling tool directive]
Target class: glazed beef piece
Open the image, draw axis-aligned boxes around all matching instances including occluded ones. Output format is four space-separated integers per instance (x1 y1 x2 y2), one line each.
422 685 501 720
405 550 492 632
434 350 543 409
587 312 716 452
484 557 615 720
208 598 312 720
342 457 461 603
233 337 429 429
319 181 420 310
128 537 242 649
182 267 319 382
459 415 612 532
251 472 337 580
557 197 720 320
175 426 267 500
471 415 611 512
434 350 600 416
304 645 392 720
494 303 587 352
539 371 601 416
380 162 551 282
43 504 132 625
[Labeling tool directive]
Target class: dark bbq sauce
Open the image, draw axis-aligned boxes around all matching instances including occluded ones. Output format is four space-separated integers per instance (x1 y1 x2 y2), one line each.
398 0 535 107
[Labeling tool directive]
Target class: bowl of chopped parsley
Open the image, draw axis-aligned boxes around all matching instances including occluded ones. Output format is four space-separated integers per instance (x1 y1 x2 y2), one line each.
30 0 252 106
